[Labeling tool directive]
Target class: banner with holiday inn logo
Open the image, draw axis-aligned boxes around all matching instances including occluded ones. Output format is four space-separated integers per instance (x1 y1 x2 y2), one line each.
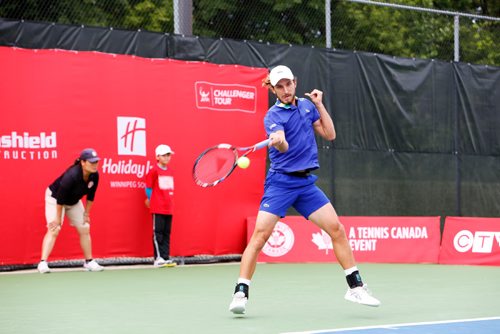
0 46 268 265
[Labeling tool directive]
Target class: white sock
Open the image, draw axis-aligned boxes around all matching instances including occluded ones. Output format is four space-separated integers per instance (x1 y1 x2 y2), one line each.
344 266 359 276
237 278 251 286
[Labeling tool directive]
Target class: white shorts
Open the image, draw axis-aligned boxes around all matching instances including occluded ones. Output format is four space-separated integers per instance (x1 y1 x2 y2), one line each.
45 188 85 227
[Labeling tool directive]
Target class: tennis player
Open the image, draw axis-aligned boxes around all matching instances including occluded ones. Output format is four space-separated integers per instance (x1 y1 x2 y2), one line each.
37 148 104 273
229 65 380 314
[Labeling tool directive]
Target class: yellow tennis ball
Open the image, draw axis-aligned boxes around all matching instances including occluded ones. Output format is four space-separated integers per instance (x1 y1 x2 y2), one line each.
237 156 250 169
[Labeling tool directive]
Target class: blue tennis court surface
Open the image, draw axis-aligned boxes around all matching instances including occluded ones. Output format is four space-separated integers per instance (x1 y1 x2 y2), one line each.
282 317 500 334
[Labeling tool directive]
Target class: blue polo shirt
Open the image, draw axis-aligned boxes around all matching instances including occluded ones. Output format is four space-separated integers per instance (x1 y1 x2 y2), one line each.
264 97 320 173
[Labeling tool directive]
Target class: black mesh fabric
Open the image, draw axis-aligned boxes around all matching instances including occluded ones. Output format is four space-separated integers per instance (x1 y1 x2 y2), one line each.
1 18 498 219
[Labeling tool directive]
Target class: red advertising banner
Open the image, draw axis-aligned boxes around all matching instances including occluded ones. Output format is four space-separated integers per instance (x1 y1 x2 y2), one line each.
439 217 500 266
248 216 441 263
0 46 268 265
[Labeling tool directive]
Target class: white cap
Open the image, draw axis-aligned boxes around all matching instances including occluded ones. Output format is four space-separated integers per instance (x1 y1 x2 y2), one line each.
155 144 174 156
269 65 294 86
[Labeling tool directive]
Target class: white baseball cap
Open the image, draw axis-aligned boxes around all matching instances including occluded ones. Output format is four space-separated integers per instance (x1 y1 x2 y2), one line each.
155 144 174 156
269 65 294 86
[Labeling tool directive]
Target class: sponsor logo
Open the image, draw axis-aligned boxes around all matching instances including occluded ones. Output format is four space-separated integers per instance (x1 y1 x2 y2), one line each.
117 117 146 156
312 230 333 254
350 226 429 239
346 226 430 252
453 230 500 254
0 131 58 160
195 81 257 113
101 158 152 179
262 221 294 257
102 117 151 187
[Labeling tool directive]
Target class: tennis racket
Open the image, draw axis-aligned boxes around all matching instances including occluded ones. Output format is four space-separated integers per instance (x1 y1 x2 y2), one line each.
193 139 270 187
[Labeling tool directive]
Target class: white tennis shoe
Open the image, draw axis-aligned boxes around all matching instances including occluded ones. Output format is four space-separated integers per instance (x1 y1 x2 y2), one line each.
344 284 381 307
229 291 248 314
37 261 51 274
154 257 177 268
83 260 104 272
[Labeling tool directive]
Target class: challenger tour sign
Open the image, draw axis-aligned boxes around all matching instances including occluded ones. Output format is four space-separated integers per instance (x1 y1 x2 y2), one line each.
195 81 257 113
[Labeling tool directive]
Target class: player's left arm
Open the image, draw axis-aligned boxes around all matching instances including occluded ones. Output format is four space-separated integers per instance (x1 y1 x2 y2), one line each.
306 89 336 141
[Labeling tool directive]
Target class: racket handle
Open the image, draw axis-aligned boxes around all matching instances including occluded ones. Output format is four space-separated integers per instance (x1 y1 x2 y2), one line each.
254 139 271 150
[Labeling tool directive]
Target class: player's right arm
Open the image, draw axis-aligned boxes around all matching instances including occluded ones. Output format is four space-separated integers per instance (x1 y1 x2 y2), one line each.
269 130 288 153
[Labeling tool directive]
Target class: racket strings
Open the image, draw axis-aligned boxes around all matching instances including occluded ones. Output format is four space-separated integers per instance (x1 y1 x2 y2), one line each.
193 148 237 186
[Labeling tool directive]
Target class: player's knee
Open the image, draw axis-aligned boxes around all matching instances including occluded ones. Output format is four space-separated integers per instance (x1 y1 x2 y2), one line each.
330 220 346 240
250 230 270 250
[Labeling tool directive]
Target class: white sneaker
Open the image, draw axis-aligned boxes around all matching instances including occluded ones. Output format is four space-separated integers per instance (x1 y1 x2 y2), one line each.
83 260 104 272
229 291 248 314
345 284 380 307
154 257 166 267
37 261 50 274
154 257 177 268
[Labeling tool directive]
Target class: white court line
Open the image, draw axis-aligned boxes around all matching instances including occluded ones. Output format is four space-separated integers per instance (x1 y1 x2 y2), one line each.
281 316 500 334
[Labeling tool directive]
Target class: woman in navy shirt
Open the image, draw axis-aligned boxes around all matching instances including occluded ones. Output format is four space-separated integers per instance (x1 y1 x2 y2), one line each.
37 148 104 273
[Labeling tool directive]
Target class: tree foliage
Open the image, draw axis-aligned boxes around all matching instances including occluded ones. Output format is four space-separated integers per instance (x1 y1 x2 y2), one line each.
0 0 173 31
0 0 498 65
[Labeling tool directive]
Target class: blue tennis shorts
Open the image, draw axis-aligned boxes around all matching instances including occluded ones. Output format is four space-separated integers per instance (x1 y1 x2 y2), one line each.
259 171 330 219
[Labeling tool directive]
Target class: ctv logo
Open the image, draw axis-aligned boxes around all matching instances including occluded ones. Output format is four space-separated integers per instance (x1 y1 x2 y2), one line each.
453 230 500 253
117 117 146 156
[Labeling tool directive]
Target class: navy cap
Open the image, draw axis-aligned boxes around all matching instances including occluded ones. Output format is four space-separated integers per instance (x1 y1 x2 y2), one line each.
79 148 100 163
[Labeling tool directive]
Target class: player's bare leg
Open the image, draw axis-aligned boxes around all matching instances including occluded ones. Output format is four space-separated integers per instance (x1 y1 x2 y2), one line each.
308 203 355 269
309 203 380 307
240 211 280 279
229 211 279 314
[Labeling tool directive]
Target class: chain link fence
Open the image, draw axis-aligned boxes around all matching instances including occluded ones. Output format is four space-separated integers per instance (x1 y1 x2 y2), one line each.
0 0 498 66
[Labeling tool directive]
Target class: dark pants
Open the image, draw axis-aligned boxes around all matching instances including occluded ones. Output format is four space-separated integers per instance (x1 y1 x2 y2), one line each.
152 214 172 260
